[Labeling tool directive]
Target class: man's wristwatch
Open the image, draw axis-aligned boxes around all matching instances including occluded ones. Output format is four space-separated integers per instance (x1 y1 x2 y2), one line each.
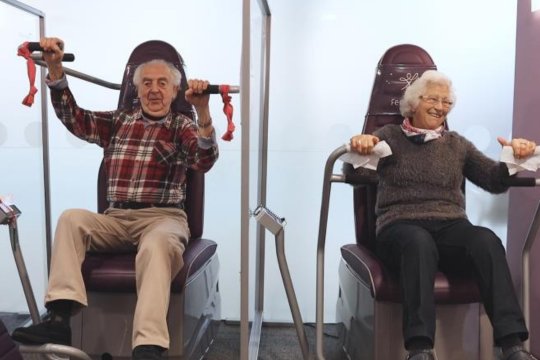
197 118 212 129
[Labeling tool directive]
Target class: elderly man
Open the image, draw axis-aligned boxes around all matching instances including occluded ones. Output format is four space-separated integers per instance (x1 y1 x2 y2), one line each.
12 37 218 360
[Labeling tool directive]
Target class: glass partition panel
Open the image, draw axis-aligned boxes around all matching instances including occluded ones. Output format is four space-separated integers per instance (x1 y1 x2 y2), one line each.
240 0 271 358
0 1 47 314
247 0 264 352
248 0 265 311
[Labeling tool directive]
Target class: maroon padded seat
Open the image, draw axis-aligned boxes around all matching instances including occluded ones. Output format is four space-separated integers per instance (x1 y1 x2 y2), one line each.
340 244 481 304
341 43 481 305
0 319 23 360
82 232 217 293
81 40 217 294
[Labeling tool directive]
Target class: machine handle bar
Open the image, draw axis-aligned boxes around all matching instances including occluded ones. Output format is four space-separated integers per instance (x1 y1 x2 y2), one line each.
27 42 75 62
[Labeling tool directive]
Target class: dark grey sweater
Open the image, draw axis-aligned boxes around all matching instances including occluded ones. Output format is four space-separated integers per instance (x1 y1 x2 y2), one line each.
368 124 510 233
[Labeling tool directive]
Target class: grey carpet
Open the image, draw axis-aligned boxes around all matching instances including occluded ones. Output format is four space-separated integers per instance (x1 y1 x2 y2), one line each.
0 313 346 359
204 321 346 360
0 312 29 334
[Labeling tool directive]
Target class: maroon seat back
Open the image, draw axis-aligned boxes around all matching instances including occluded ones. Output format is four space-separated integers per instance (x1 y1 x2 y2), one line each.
362 44 437 134
354 44 437 252
83 40 215 293
341 44 480 303
97 162 204 239
117 40 194 117
354 44 437 253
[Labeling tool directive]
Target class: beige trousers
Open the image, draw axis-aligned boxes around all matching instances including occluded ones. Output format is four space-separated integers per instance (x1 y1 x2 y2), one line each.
45 207 189 349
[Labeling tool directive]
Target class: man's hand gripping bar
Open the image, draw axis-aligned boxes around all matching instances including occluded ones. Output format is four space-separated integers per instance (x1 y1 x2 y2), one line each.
26 42 75 62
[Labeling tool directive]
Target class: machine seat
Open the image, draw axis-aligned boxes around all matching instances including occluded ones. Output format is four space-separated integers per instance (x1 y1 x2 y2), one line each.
0 319 22 360
83 239 217 293
341 243 481 304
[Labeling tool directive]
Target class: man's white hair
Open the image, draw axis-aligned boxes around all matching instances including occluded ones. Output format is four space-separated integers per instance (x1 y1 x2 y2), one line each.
132 59 182 88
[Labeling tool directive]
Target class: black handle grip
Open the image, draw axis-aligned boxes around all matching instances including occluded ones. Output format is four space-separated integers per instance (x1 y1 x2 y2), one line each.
27 42 46 52
26 42 75 62
202 85 221 94
502 177 537 187
201 85 241 94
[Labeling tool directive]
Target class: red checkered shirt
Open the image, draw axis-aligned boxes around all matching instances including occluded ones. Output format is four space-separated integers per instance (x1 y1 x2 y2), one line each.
49 81 218 206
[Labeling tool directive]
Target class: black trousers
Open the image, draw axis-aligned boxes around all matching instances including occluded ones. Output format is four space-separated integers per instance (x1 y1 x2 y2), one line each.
376 218 528 348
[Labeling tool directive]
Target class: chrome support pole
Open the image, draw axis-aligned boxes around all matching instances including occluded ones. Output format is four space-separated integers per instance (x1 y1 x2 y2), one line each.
8 218 41 325
522 201 540 351
315 145 348 360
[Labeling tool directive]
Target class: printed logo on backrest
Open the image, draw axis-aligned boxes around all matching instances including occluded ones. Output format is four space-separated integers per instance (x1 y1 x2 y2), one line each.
388 72 420 108
399 73 419 90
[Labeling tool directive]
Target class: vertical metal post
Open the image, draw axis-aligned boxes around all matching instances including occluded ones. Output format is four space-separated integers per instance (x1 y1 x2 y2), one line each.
38 11 53 274
254 0 272 327
249 2 272 359
240 0 251 358
315 145 349 360
240 0 271 358
522 201 540 351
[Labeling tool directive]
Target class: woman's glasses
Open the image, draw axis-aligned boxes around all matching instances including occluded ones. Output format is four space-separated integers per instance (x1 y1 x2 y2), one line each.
420 96 453 108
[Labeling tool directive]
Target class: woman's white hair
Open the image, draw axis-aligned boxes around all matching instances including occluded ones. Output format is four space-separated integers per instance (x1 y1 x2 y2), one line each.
132 59 182 88
399 69 456 118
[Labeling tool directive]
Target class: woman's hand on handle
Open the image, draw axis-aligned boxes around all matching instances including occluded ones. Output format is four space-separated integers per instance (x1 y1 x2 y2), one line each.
350 134 380 155
497 137 536 159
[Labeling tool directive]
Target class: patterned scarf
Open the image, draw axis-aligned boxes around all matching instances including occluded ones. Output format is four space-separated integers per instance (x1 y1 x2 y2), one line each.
400 118 445 144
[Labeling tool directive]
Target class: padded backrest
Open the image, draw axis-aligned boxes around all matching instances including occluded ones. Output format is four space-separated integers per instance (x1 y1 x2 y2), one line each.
117 40 194 117
362 44 436 134
97 40 205 239
98 163 205 238
354 44 437 250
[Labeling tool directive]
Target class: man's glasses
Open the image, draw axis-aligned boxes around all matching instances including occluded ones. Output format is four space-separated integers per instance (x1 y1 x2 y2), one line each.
420 96 453 108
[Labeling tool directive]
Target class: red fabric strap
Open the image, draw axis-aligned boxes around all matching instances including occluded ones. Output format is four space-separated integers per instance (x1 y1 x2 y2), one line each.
219 85 235 141
17 42 38 107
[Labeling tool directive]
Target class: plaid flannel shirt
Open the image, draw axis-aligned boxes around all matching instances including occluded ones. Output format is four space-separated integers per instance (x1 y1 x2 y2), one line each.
48 76 219 206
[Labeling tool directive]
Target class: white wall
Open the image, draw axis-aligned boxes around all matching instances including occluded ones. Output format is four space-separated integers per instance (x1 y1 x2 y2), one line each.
1 0 517 325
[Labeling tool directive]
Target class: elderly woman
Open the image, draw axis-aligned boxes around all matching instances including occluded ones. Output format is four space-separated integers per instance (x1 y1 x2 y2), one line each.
350 70 537 360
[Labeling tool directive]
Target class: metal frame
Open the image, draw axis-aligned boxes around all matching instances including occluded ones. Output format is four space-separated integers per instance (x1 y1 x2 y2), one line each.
252 205 310 359
3 212 91 360
521 196 540 352
315 145 349 360
18 344 92 360
315 144 540 358
239 0 272 359
34 60 122 89
7 216 40 325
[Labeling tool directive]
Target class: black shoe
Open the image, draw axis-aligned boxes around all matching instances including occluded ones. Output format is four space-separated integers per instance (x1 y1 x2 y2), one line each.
132 345 163 360
406 349 435 360
502 345 538 360
11 319 71 346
